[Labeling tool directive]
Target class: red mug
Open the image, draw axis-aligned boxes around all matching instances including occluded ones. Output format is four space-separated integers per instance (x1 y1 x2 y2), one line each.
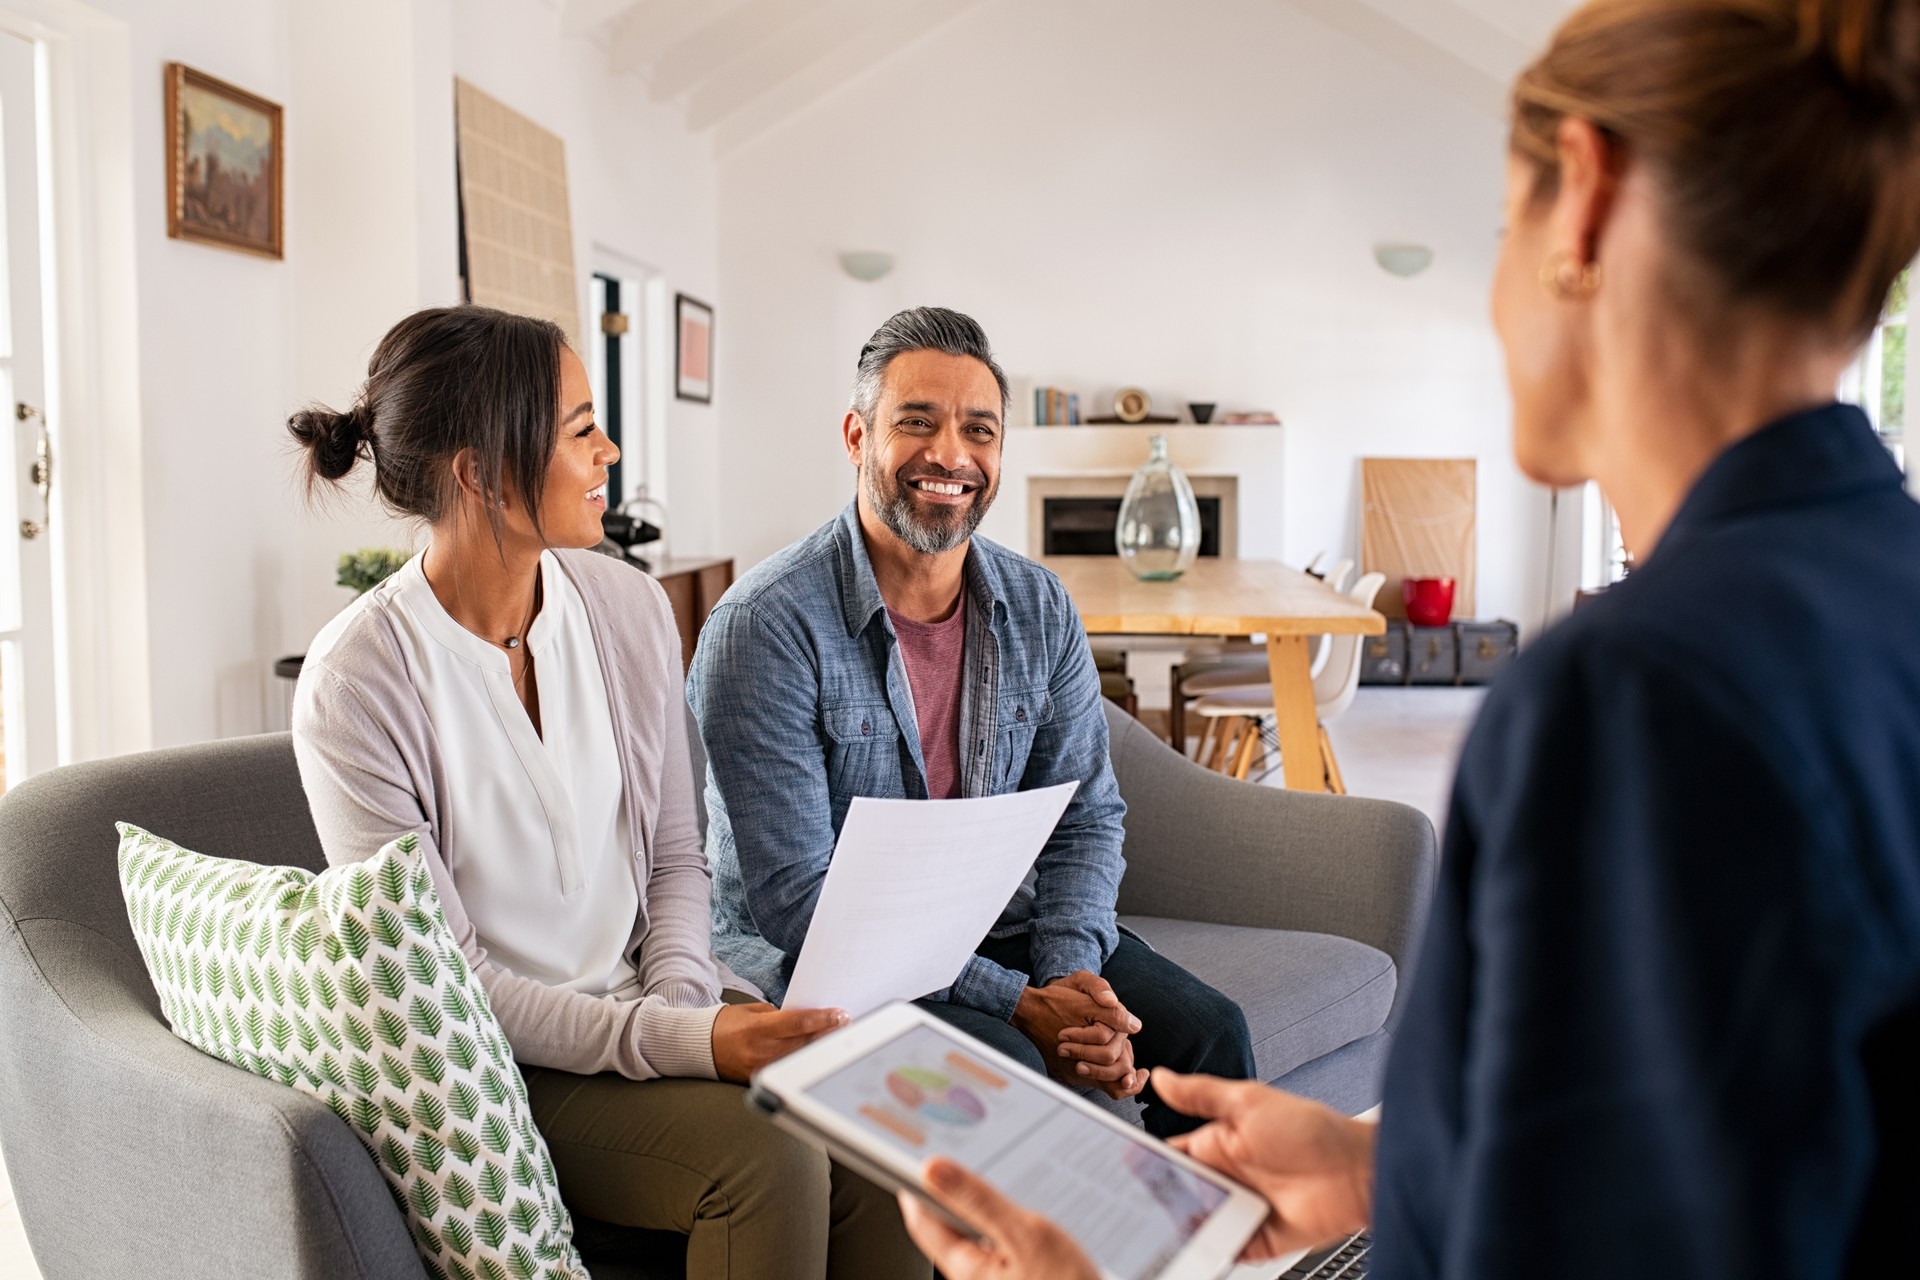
1403 577 1456 627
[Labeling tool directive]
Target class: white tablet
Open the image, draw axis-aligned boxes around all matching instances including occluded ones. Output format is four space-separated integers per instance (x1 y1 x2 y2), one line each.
749 1002 1270 1280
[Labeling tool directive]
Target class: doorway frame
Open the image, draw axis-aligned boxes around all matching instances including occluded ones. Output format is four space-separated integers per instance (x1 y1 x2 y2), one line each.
0 0 150 767
590 241 668 510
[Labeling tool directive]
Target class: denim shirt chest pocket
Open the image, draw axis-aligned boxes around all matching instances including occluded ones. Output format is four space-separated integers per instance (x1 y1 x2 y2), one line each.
821 700 908 810
994 688 1054 789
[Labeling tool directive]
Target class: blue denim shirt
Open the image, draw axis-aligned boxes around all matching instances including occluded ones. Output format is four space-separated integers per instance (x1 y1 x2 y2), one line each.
688 502 1127 1020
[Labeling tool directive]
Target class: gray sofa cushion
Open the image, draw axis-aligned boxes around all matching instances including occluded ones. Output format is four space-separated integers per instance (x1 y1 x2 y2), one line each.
1120 916 1395 1083
1270 1029 1391 1119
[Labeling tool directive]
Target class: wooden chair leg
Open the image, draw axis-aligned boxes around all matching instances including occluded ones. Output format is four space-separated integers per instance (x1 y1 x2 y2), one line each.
1194 717 1215 769
1318 724 1346 795
1205 718 1233 772
1210 717 1242 773
1170 669 1188 754
1231 722 1261 780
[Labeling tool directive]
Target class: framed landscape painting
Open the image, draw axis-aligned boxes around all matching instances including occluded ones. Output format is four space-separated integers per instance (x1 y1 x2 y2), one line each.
676 293 713 403
166 63 283 259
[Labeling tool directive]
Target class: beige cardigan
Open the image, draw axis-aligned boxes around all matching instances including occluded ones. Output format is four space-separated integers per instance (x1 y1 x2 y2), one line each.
292 549 729 1081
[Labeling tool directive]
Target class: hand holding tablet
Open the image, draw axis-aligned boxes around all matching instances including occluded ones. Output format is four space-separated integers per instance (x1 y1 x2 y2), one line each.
1157 1072 1376 1263
748 1003 1270 1280
901 1157 1102 1280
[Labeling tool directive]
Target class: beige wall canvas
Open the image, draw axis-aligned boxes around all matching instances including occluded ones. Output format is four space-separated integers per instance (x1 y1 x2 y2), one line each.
455 79 582 350
1361 458 1477 619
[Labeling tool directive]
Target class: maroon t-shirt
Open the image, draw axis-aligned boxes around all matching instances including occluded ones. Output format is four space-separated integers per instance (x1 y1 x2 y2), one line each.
888 604 967 799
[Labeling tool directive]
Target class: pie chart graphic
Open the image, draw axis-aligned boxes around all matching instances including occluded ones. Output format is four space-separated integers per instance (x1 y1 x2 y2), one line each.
886 1067 987 1127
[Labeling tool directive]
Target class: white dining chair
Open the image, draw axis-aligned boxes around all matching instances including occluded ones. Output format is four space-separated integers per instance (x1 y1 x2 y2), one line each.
1190 572 1387 789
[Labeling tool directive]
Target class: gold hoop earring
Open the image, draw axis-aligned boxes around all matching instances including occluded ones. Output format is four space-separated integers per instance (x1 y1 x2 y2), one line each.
1539 251 1601 301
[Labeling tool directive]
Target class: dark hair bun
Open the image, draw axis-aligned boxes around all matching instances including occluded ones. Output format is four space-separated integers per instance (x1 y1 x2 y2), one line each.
1802 0 1920 114
288 403 366 483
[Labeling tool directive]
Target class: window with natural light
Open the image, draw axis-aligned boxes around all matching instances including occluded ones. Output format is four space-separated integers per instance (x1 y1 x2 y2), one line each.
1842 265 1910 452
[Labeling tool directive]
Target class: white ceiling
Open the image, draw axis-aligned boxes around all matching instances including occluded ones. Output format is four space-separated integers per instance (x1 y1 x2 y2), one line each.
561 0 1583 153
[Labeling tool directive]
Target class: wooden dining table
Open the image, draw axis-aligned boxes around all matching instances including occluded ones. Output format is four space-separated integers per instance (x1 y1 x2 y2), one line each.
1040 557 1387 792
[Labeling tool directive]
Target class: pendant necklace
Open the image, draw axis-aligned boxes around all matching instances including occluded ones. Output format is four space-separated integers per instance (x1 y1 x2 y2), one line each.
501 574 542 653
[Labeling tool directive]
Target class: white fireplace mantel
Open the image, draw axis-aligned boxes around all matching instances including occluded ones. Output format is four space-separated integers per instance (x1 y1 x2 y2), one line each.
1026 473 1240 559
979 424 1286 564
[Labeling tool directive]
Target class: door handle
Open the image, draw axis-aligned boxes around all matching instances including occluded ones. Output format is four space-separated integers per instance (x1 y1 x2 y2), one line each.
18 401 48 540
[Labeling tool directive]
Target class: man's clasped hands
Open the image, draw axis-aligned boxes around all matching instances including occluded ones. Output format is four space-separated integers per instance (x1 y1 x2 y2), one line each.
1015 968 1147 1098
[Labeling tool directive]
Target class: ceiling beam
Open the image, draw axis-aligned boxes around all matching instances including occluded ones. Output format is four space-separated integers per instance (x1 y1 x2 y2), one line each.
645 0 833 103
1283 0 1512 118
608 0 752 77
558 0 641 39
1357 0 1536 83
1445 0 1581 51
711 0 979 154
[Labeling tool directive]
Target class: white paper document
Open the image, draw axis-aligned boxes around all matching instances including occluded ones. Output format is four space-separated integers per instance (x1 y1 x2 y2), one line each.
781 781 1081 1017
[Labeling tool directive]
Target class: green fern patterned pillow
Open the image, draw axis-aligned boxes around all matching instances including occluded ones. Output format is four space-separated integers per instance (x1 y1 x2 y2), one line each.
116 823 588 1280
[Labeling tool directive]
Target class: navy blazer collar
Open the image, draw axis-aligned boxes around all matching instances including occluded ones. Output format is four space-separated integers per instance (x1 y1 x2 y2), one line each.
832 500 1010 638
1656 402 1903 561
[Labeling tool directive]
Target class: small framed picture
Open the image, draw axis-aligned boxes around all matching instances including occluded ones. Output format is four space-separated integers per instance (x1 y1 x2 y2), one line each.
166 63 284 259
676 293 713 403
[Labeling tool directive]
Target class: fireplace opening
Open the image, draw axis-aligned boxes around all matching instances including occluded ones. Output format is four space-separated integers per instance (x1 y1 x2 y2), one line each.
1042 496 1223 557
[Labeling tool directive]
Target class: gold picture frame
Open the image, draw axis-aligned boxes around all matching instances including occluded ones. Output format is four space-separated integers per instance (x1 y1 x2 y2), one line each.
166 63 283 259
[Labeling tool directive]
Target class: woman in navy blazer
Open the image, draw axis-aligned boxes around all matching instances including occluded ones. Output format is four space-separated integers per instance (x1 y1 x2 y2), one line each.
899 2 1920 1277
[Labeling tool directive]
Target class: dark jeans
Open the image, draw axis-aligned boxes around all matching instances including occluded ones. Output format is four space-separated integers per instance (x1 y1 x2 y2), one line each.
916 932 1255 1137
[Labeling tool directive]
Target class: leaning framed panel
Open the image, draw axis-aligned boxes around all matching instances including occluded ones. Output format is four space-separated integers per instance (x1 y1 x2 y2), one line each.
1043 557 1386 792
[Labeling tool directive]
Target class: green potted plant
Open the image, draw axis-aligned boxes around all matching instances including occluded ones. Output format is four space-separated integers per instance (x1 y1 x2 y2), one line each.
336 547 410 595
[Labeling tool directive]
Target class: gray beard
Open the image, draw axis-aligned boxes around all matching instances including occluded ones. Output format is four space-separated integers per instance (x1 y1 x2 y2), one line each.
864 461 992 555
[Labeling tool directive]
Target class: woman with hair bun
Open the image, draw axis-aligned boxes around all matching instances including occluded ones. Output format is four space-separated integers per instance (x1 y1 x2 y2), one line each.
289 305 927 1280
900 3 1920 1277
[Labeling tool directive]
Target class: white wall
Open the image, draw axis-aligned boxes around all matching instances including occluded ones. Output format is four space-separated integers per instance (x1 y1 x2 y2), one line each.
52 0 720 750
714 0 1555 628
282 0 458 736
71 0 309 745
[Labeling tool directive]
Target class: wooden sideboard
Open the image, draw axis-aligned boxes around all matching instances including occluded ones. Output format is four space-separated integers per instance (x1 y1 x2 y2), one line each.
649 556 734 671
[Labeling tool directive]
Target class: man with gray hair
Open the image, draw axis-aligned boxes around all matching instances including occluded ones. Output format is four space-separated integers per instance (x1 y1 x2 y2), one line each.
688 306 1254 1136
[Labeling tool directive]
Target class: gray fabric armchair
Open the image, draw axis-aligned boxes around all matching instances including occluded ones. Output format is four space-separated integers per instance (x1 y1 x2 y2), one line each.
0 709 1435 1278
1102 705 1437 1115
0 736 433 1280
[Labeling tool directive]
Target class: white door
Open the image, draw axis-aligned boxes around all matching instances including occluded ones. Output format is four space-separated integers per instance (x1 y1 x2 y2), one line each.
0 28 53 793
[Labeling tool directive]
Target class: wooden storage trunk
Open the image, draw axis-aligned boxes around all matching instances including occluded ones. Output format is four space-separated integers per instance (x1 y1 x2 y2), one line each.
1455 620 1519 685
1360 619 1409 685
1407 625 1458 685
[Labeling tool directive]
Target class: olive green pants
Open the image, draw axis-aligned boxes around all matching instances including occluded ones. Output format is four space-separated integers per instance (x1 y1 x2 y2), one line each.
523 1024 930 1279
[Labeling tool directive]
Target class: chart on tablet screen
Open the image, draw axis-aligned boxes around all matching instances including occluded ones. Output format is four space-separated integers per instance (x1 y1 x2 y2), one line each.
807 1025 1230 1280
823 1038 1047 1162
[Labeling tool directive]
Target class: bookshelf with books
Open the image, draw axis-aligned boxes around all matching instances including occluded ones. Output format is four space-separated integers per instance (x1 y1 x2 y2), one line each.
1017 382 1278 429
1033 386 1081 425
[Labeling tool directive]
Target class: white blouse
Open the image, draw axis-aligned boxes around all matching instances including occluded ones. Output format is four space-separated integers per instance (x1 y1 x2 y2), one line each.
376 552 642 997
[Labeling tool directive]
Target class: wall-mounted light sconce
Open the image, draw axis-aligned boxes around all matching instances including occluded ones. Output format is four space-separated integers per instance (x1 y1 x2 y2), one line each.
838 250 896 282
1373 243 1435 278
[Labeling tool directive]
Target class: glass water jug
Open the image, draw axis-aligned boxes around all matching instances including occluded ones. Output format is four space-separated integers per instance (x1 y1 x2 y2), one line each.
1115 433 1201 580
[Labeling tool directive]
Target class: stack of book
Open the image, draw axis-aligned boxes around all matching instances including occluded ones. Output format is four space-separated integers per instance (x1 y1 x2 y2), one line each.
1033 387 1080 425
